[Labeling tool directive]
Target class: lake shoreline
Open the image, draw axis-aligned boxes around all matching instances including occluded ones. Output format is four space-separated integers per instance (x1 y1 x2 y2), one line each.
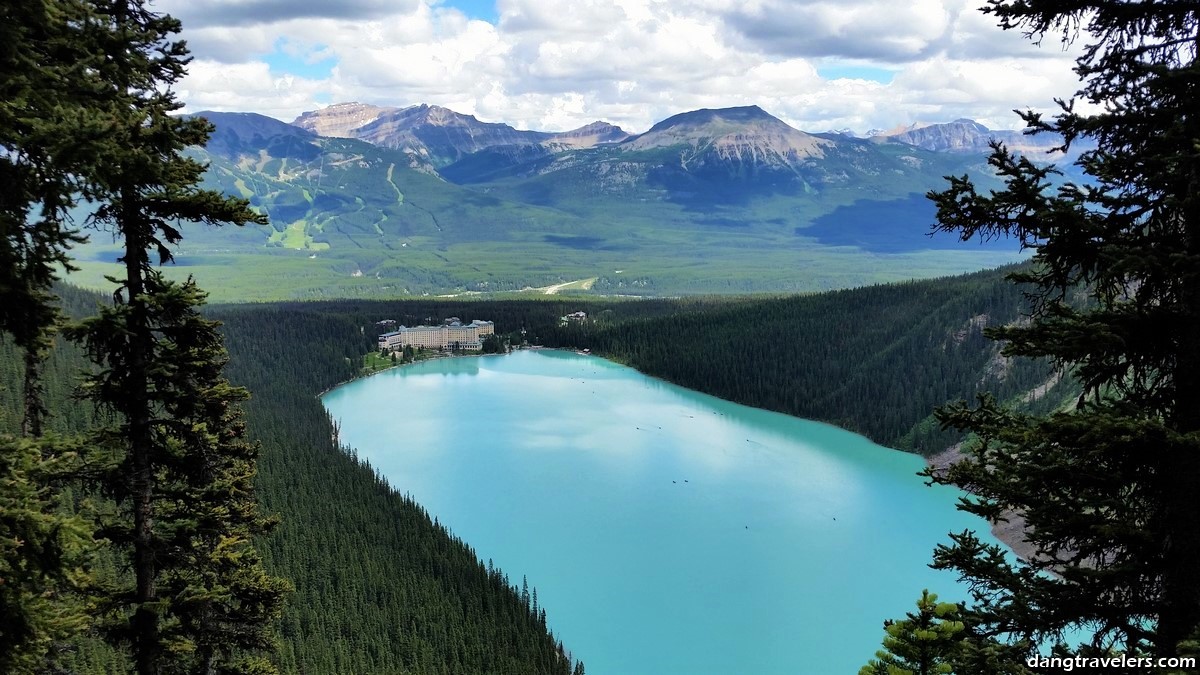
927 444 1032 560
328 343 1032 559
316 349 515 398
325 348 1030 562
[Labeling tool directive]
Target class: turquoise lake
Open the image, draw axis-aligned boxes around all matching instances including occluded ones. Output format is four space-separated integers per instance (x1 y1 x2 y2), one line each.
321 350 1001 674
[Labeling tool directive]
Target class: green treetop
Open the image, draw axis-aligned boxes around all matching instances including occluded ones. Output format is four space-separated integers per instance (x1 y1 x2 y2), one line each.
861 590 966 675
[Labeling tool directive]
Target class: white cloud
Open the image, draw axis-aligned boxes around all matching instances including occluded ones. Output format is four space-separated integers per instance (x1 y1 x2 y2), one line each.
717 0 954 61
159 0 421 28
497 0 627 34
170 0 1086 134
178 61 329 120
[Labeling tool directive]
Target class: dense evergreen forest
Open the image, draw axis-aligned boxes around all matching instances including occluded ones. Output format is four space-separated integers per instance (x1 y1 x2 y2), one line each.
0 286 583 674
557 266 1078 455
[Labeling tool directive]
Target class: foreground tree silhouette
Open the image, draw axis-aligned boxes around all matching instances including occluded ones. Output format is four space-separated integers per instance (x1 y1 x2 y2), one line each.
0 1 105 668
58 1 286 673
912 0 1200 665
74 274 289 674
0 0 96 437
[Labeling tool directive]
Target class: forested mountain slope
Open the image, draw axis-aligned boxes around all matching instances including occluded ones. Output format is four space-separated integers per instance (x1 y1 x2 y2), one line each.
0 286 582 675
557 267 1077 454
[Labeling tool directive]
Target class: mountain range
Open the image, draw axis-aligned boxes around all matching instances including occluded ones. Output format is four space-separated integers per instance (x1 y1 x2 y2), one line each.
867 118 1087 158
291 103 1080 165
292 102 631 168
68 102 1055 301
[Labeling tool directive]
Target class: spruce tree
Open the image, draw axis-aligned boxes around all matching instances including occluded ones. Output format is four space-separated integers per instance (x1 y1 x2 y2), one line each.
0 435 92 673
60 1 284 673
0 2 100 669
860 590 966 675
114 274 289 674
0 0 95 435
921 0 1200 663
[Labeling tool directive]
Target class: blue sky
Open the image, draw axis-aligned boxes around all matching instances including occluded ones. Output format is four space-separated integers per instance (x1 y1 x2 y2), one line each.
167 0 1083 134
260 40 336 80
443 0 498 22
813 66 897 85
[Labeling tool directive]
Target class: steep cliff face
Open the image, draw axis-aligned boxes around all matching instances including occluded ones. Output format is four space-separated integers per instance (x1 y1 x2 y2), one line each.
292 103 1085 171
880 119 994 152
436 104 976 200
292 102 395 138
294 103 567 167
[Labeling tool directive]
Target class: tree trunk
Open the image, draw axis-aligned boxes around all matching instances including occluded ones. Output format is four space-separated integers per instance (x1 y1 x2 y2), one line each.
1157 190 1200 654
123 195 159 675
21 345 45 438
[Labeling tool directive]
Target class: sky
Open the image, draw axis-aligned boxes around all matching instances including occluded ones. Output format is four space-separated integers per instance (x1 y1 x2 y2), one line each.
164 0 1087 135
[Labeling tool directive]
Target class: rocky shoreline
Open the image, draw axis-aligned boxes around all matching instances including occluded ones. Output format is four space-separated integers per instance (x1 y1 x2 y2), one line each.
926 444 1036 561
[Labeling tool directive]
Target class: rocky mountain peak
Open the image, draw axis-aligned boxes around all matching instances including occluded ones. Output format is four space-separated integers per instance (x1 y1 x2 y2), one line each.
344 104 551 166
292 102 394 138
621 105 830 161
399 104 478 127
565 121 626 136
644 105 777 133
545 121 630 149
196 111 314 138
192 111 320 160
877 118 1063 155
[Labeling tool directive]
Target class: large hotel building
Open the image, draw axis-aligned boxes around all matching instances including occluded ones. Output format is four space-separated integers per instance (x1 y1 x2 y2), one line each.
378 319 495 352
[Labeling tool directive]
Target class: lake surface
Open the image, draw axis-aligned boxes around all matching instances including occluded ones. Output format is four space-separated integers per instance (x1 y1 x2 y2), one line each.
321 350 1001 674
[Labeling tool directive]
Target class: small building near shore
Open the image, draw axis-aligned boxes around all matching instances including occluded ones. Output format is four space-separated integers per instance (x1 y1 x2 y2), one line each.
378 319 495 352
561 311 587 323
